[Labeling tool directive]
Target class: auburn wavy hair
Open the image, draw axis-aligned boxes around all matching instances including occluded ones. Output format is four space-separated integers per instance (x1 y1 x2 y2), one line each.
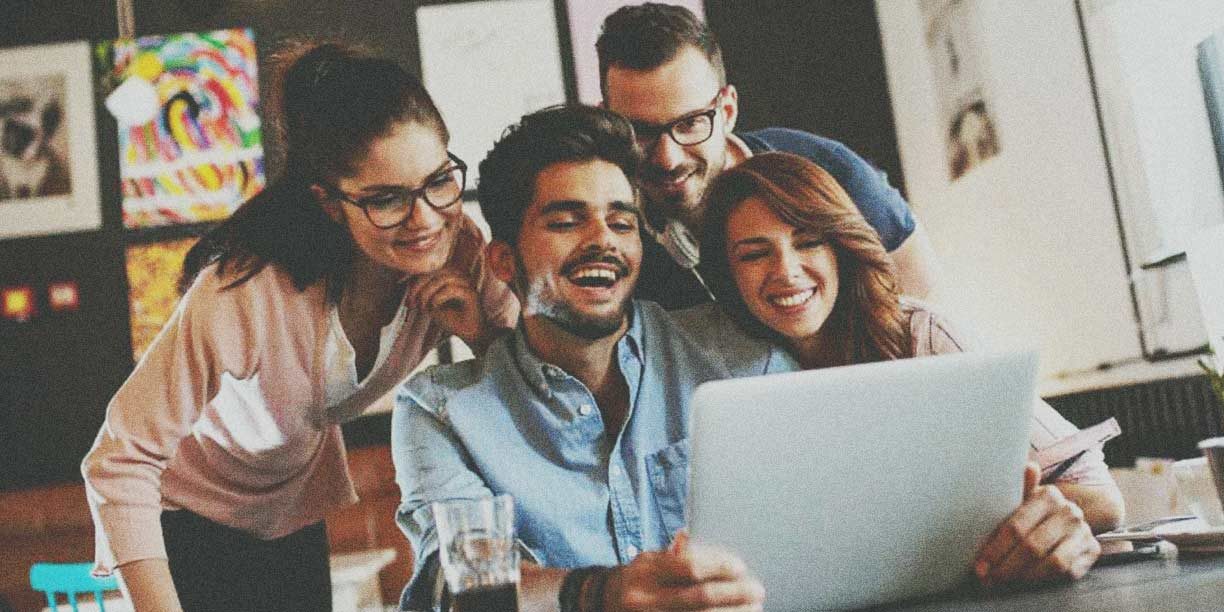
699 152 910 365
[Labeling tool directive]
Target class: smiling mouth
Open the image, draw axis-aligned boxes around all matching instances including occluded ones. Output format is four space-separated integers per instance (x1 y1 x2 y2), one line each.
568 266 620 289
394 231 442 251
655 170 695 191
768 288 815 308
644 164 698 190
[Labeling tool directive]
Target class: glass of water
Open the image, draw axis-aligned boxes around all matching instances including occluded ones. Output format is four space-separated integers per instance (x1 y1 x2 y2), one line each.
432 495 520 612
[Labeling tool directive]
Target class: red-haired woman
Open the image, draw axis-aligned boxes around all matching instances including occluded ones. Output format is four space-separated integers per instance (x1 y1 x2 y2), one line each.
699 152 1123 586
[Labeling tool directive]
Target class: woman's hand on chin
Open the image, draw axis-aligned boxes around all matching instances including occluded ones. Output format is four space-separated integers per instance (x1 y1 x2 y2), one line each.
407 266 503 353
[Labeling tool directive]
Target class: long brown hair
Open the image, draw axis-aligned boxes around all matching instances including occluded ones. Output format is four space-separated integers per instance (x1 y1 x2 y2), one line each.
699 152 910 365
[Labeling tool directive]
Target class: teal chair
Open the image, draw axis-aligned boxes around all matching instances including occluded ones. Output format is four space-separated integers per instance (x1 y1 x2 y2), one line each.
29 562 120 612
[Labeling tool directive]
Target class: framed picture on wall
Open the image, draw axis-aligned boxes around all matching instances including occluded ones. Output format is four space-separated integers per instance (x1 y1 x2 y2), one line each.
416 0 568 189
125 235 198 361
100 28 265 230
0 41 102 240
921 0 1001 181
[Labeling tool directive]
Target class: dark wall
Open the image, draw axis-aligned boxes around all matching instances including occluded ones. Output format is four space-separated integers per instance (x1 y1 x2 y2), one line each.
0 1 126 491
0 0 905 489
707 0 905 195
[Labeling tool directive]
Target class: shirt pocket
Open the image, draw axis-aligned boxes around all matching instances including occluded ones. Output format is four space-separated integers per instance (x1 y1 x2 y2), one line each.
644 438 690 544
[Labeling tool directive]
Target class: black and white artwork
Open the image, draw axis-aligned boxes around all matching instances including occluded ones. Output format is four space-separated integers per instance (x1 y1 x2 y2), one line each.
0 41 100 240
921 0 1001 181
0 74 72 201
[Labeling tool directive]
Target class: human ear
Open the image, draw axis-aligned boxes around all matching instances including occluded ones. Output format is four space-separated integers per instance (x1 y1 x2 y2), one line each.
721 84 739 133
486 240 517 286
310 184 344 224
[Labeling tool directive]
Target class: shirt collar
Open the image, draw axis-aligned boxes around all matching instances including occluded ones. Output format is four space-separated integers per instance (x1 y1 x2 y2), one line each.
509 301 645 393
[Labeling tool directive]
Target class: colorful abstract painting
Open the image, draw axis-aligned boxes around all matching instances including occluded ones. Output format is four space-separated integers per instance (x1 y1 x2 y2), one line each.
105 28 263 229
125 237 197 360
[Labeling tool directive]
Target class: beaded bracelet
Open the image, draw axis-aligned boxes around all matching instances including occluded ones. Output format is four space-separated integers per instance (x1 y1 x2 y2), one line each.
581 566 613 612
559 566 602 612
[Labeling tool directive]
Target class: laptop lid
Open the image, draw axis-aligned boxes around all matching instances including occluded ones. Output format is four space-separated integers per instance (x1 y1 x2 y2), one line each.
687 350 1037 611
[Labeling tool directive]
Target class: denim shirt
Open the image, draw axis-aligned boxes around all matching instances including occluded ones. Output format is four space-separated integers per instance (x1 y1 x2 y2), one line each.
392 300 777 604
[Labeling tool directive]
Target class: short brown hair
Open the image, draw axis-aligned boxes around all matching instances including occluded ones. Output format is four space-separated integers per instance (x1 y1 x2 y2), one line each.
596 3 725 97
477 105 642 246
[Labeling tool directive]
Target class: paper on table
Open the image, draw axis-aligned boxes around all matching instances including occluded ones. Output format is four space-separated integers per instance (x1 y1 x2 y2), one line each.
1033 417 1122 473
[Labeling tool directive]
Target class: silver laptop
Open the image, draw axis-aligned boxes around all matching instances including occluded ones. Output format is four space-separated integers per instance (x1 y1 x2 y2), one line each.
687 350 1037 611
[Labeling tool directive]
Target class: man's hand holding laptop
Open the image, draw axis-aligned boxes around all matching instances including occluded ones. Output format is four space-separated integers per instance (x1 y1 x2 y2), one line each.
601 532 765 612
974 462 1102 586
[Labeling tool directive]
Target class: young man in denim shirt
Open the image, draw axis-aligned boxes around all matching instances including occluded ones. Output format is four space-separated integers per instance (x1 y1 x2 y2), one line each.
392 105 773 612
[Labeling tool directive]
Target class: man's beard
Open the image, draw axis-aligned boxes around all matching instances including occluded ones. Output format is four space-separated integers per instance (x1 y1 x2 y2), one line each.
515 253 632 341
641 159 709 230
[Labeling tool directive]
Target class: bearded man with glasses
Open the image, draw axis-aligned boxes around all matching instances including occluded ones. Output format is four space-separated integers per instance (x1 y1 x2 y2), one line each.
597 3 941 309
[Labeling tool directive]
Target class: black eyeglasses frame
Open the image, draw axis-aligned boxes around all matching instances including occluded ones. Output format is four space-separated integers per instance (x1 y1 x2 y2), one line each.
323 152 467 229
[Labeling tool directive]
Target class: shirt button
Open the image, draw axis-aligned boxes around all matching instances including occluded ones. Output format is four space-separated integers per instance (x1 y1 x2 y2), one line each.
626 545 639 558
578 404 593 416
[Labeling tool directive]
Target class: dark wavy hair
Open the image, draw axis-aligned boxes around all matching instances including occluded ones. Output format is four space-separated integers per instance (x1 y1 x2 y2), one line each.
596 2 725 97
179 41 447 301
699 152 909 365
477 105 642 246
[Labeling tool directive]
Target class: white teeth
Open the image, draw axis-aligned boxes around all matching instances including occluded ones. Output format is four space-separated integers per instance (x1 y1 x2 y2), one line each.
571 268 617 282
770 289 814 307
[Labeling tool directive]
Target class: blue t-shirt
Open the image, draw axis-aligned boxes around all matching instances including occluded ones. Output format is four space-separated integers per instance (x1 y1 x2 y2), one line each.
635 128 916 310
737 128 915 251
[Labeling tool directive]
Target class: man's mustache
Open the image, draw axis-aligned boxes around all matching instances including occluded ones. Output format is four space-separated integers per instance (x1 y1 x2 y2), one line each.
641 161 701 183
559 251 632 278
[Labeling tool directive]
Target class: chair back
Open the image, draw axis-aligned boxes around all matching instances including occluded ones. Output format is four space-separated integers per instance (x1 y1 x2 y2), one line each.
29 562 119 612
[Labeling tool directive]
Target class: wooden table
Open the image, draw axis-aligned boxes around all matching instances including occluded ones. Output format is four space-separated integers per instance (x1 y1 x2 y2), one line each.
859 552 1224 611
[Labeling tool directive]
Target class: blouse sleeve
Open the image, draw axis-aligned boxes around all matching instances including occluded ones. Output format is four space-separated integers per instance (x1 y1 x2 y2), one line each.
81 265 259 573
909 301 1113 486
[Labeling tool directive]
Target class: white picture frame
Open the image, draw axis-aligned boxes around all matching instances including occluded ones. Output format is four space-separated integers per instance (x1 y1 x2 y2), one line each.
0 41 102 240
416 0 568 188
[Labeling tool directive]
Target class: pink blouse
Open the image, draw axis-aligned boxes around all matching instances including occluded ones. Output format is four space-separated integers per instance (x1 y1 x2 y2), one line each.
904 299 1112 485
82 221 518 573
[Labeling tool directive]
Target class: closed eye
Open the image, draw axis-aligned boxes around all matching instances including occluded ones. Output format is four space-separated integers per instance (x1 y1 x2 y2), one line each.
735 248 770 262
545 216 581 230
357 192 403 210
608 214 638 233
428 173 456 188
676 116 704 130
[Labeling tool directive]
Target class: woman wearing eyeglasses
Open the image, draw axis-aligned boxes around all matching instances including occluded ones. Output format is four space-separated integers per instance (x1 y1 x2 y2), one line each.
82 42 517 612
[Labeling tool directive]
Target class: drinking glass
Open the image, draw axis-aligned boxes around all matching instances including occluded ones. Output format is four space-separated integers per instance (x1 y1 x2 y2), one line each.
432 495 519 612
